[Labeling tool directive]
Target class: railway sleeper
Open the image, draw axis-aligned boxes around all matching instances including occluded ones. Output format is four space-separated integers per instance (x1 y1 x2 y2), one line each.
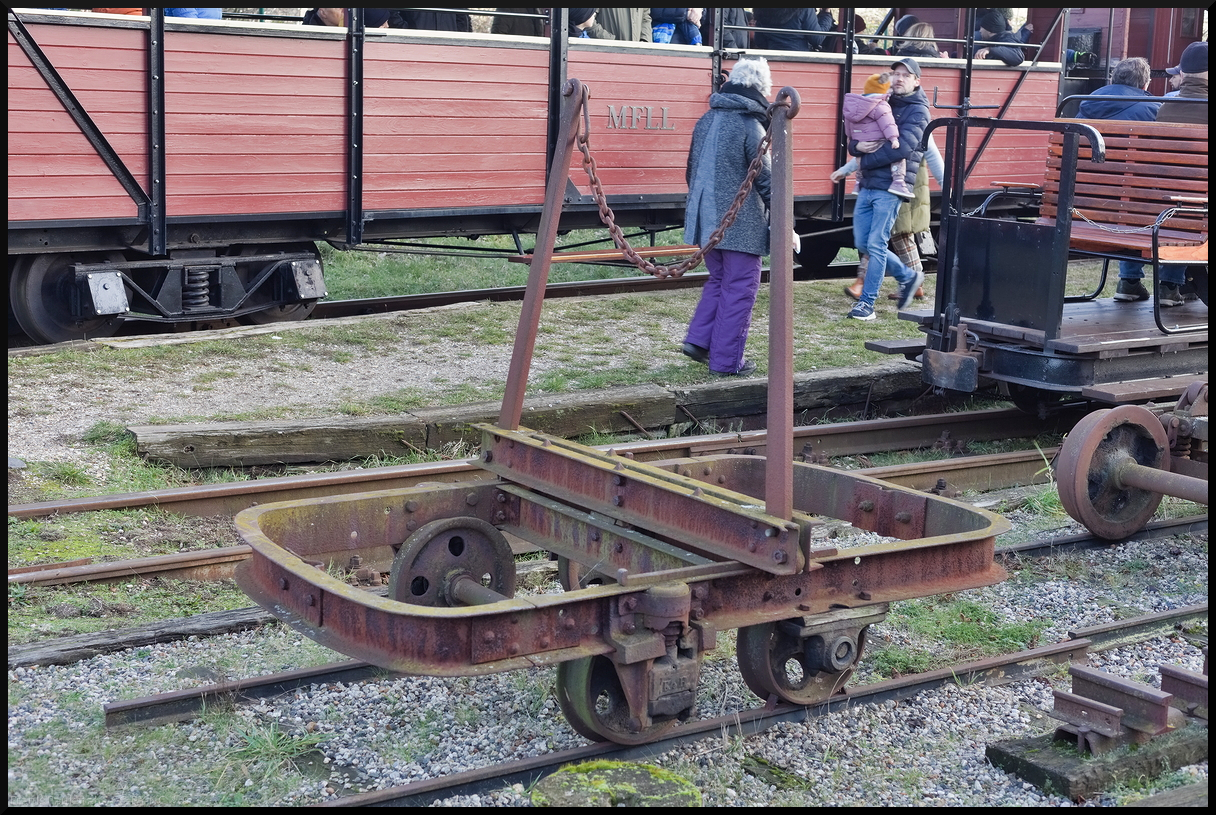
234 431 1010 745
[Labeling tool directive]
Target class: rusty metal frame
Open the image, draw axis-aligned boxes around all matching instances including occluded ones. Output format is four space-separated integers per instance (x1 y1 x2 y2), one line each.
233 78 1010 732
235 456 1008 675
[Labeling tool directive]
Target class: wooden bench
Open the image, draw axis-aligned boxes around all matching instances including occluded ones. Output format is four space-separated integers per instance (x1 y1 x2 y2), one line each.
1037 119 1208 265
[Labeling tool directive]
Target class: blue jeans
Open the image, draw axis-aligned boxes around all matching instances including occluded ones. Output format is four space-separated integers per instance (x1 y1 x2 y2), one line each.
853 187 915 307
1118 260 1186 286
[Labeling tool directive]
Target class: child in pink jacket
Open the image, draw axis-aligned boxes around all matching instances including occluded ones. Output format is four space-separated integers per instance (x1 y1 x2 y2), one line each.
835 73 913 199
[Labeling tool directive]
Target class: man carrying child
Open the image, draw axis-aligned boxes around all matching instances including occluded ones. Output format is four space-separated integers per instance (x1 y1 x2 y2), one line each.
831 57 928 321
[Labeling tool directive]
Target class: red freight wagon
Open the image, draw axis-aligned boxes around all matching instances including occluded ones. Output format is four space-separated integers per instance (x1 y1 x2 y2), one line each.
7 8 1186 344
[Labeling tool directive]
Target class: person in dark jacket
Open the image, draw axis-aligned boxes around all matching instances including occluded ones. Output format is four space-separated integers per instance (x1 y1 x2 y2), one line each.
1077 57 1160 122
565 8 614 40
391 8 471 32
713 7 750 49
1077 56 1187 305
974 10 1024 66
491 8 545 38
1156 40 1207 125
304 8 390 28
651 8 702 45
681 57 772 376
837 57 928 321
751 8 833 52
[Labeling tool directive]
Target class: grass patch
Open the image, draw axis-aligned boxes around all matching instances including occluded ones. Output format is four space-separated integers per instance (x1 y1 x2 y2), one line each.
319 229 664 300
33 460 92 487
6 508 244 568
868 646 937 678
225 720 326 772
8 576 255 645
865 595 1049 679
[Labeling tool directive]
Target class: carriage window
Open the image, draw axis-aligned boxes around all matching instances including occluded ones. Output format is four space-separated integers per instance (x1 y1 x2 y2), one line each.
1179 8 1200 37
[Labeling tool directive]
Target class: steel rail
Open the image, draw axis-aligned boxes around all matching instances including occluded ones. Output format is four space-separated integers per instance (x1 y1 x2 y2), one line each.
9 446 1072 587
13 464 1207 591
25 403 1207 590
95 603 1206 806
8 261 884 350
8 406 1080 523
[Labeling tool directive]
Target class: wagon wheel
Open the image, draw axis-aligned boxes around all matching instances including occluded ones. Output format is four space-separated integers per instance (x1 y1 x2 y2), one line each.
555 556 614 591
232 243 321 324
793 235 843 281
9 252 127 344
555 655 678 745
1056 405 1170 540
388 517 516 606
736 619 869 705
1007 384 1077 420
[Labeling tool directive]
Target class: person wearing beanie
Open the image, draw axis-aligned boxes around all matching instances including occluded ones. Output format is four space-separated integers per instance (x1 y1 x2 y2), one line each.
559 8 616 39
974 9 1025 66
832 72 913 200
895 21 948 60
680 58 773 376
1157 41 1207 125
894 14 919 37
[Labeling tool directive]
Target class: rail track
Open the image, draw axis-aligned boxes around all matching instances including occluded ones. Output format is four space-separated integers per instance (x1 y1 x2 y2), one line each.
9 406 1082 585
291 605 1214 807
9 407 1205 807
79 602 1211 805
7 258 885 350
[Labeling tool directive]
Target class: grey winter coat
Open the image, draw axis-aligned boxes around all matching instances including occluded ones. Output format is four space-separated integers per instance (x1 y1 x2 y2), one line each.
684 91 771 256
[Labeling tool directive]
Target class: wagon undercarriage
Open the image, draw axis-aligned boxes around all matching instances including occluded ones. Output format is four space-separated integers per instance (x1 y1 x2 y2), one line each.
235 432 1008 744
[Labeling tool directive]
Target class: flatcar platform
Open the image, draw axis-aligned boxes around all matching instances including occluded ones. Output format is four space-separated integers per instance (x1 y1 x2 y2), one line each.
888 297 1208 404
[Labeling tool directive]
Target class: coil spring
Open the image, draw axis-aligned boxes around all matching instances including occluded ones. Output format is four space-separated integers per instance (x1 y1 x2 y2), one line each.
182 266 209 310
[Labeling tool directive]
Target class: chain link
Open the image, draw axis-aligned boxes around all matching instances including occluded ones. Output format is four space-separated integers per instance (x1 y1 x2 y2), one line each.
574 85 787 279
1069 206 1182 234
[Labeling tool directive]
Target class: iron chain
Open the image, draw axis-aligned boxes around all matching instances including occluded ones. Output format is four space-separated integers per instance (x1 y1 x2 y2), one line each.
575 85 787 279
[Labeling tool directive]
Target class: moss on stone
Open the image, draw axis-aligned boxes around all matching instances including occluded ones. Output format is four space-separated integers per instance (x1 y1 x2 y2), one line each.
531 759 701 807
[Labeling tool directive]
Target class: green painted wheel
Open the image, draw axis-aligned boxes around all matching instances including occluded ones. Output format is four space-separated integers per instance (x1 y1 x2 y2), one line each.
736 620 867 706
555 656 678 745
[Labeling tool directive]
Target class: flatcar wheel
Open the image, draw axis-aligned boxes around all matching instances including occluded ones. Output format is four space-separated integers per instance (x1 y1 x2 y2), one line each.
793 236 843 281
9 252 126 344
736 620 865 705
1007 384 1075 420
1056 405 1169 540
234 243 320 324
555 556 614 591
387 517 515 606
555 655 677 745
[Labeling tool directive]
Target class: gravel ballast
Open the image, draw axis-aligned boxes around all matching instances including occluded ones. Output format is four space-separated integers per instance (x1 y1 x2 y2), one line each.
7 532 1207 807
7 308 1208 806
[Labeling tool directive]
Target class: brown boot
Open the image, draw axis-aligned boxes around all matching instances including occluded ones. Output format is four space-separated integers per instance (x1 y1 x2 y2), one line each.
887 287 926 301
845 274 864 301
